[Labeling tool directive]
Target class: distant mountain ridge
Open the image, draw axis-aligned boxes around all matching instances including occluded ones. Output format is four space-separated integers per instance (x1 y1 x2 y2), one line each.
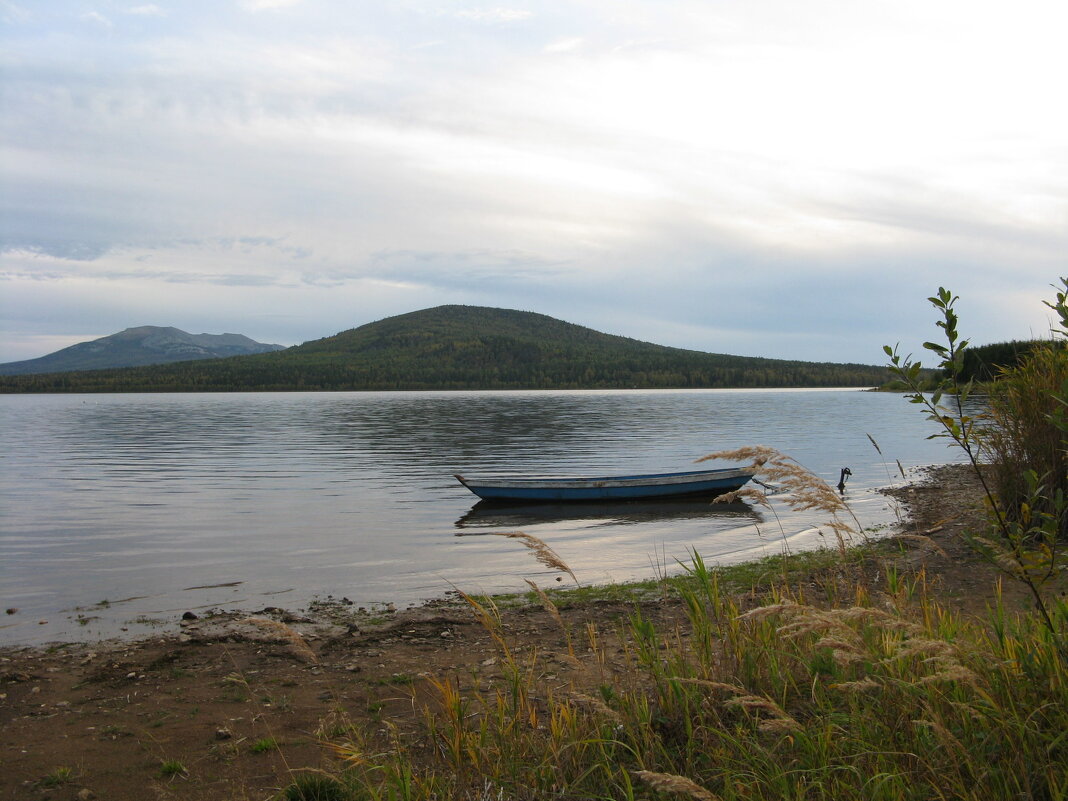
0 306 891 392
0 326 286 375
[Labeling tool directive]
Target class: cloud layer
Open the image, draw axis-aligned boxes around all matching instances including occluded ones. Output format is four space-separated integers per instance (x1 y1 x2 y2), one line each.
2 0 1066 363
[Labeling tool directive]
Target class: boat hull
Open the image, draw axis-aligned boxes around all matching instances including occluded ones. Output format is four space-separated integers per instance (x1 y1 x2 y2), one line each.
454 468 754 502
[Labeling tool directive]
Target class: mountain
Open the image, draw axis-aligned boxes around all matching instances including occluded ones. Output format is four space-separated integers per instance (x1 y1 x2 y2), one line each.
0 306 891 392
0 326 286 376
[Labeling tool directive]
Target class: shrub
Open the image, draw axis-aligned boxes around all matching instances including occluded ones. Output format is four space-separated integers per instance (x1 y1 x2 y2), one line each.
984 343 1068 538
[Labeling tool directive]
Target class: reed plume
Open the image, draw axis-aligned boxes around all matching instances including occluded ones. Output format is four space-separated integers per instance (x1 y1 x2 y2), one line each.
674 678 802 733
700 446 862 546
568 692 622 723
699 446 851 516
524 578 576 659
633 770 720 800
239 617 318 663
492 531 578 585
713 486 771 508
895 533 948 557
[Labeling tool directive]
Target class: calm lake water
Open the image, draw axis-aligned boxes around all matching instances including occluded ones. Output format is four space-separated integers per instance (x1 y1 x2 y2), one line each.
0 389 960 646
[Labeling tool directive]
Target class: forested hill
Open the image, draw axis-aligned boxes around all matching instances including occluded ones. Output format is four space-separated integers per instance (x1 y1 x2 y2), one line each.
0 326 284 375
0 305 891 393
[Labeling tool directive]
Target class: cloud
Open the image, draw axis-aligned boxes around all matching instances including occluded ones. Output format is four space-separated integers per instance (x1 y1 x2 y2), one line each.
454 7 533 23
0 0 1064 366
238 0 303 11
80 10 112 27
1 2 30 23
544 37 584 53
126 5 165 16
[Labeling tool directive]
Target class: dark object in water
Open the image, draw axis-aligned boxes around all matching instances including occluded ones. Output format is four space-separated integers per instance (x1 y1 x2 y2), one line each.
837 467 853 493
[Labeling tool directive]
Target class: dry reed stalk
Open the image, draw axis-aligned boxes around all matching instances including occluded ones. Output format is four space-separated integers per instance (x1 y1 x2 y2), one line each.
674 678 801 733
813 635 866 666
912 717 970 759
524 579 565 629
886 637 979 685
917 664 980 685
724 696 802 732
697 445 780 469
758 717 804 734
892 637 957 660
633 770 720 801
740 601 955 679
834 606 922 634
895 534 949 557
239 617 318 663
830 677 881 693
736 601 804 622
524 578 576 660
713 487 771 508
674 678 749 695
452 588 513 661
972 536 1028 579
568 692 622 723
492 531 579 585
700 446 861 537
322 739 364 766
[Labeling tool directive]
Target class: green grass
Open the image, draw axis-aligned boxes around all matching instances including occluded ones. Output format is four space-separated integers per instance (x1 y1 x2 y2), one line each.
38 766 75 788
251 737 279 753
281 773 353 801
158 759 186 778
518 543 876 612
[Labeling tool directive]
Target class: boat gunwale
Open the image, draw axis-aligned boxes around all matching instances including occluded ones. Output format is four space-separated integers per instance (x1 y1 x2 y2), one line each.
455 467 753 491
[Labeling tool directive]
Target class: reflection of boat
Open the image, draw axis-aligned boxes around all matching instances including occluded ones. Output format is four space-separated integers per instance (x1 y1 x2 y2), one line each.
454 467 754 502
456 497 758 529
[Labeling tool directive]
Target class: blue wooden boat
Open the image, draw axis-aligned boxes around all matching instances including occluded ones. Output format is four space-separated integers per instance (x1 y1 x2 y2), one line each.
454 467 754 502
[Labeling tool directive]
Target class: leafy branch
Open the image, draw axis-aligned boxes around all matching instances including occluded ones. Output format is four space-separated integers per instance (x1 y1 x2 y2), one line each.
886 283 1067 646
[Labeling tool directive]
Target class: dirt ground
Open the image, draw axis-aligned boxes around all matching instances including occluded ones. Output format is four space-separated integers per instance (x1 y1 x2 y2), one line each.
0 464 1039 801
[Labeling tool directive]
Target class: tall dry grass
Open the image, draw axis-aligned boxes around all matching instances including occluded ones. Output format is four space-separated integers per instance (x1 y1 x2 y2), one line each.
277 443 1067 800
297 555 1068 800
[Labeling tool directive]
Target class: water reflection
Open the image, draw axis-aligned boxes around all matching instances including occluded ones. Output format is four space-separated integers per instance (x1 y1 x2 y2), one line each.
456 498 760 528
0 389 961 647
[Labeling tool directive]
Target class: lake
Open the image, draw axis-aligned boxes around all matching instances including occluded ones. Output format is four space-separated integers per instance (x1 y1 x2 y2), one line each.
0 389 959 646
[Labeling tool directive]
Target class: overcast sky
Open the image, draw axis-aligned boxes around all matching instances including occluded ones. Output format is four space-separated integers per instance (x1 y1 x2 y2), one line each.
2 0 1066 365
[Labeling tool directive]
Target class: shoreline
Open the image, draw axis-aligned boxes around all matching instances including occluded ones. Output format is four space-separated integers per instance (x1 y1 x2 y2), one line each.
1 463 1015 800
0 461 936 653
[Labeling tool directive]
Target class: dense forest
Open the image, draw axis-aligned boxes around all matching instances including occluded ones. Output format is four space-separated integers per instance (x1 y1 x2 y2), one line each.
957 339 1066 382
0 305 893 393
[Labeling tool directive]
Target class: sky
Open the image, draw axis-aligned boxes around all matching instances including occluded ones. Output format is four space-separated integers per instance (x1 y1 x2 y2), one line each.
1 1 1066 366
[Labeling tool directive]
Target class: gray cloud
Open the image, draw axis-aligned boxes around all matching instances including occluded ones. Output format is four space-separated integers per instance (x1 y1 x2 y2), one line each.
0 0 1064 364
